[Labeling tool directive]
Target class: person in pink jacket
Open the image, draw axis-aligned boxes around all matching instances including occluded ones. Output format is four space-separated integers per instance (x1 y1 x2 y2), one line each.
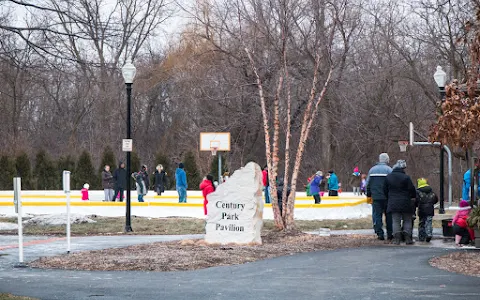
452 200 474 246
81 183 89 201
200 174 215 215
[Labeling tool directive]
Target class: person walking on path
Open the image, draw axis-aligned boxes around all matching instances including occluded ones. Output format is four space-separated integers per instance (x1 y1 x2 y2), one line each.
176 163 188 203
102 165 114 201
309 171 323 204
113 162 127 202
262 165 270 204
384 160 417 245
200 174 215 215
350 167 361 195
415 178 438 242
328 170 339 196
154 164 167 196
366 153 393 241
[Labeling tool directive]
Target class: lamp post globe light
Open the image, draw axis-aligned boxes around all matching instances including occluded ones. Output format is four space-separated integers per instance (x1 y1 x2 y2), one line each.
434 66 447 97
433 65 447 214
122 58 136 233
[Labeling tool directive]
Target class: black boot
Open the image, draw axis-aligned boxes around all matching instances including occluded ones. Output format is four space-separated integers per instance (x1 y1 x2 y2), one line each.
394 233 401 245
405 233 414 245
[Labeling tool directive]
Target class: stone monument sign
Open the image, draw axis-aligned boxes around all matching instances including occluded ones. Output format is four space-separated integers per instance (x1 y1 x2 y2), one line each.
205 162 264 245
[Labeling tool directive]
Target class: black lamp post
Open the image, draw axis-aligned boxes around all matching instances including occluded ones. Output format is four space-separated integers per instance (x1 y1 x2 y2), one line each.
434 66 447 214
122 59 136 233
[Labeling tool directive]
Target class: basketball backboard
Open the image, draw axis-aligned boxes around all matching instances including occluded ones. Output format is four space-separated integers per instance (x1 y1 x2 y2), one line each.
200 132 231 151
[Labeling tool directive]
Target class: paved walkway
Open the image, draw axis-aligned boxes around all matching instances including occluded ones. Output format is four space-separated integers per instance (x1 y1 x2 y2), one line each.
0 246 479 299
1 232 479 299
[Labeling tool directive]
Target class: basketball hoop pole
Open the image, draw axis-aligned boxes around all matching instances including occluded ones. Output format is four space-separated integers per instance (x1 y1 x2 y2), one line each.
218 153 222 184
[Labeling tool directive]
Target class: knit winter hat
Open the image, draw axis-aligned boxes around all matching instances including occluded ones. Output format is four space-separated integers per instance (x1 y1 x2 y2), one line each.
459 200 470 208
316 171 323 176
379 153 390 163
178 163 184 169
83 183 89 189
393 160 407 169
417 178 428 188
353 167 359 173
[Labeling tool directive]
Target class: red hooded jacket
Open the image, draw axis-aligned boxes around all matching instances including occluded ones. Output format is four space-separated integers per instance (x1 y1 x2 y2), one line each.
200 179 215 215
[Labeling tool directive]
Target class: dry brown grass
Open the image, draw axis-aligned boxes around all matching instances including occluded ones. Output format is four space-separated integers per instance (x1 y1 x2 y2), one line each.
430 251 480 277
0 216 377 236
29 232 381 272
0 216 443 236
0 294 37 300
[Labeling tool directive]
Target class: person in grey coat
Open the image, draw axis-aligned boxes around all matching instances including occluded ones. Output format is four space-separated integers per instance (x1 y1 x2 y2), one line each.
366 153 393 240
102 165 114 201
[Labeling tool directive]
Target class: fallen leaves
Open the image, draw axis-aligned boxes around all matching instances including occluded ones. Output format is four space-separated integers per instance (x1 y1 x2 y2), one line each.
430 251 480 277
29 233 380 272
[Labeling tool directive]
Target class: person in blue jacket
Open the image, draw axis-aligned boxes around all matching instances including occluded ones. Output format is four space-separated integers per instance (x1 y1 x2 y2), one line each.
175 163 188 203
328 170 339 196
309 171 323 204
462 167 480 201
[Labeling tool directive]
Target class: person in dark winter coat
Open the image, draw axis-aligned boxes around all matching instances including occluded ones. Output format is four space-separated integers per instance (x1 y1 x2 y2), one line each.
384 160 417 245
102 165 114 201
154 164 167 196
277 179 291 215
349 167 361 195
113 162 127 202
366 153 393 240
135 165 149 202
415 178 438 242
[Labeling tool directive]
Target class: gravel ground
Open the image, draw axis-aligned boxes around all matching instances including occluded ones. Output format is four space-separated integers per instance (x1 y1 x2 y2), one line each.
430 251 480 277
29 232 381 272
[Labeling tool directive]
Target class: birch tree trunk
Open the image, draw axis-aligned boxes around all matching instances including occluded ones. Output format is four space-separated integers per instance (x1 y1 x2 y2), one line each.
245 47 284 230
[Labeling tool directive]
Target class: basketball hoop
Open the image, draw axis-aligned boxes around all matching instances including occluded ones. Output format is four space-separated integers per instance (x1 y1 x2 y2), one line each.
211 146 218 156
398 141 408 152
210 141 220 156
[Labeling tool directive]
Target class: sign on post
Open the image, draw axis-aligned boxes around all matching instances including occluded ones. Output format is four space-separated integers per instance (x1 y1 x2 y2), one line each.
122 139 133 152
13 177 20 214
62 170 71 193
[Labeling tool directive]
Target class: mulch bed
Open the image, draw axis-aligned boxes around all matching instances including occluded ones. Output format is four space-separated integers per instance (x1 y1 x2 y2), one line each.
430 251 480 277
29 232 381 272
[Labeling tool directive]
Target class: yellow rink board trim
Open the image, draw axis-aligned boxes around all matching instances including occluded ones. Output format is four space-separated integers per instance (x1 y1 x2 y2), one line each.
0 195 362 201
0 199 366 208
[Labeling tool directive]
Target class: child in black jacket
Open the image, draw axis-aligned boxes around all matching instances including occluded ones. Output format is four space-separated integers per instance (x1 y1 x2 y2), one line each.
415 178 438 242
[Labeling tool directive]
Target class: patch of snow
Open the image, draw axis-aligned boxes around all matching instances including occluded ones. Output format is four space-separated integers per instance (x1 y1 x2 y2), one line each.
0 222 18 230
23 214 96 226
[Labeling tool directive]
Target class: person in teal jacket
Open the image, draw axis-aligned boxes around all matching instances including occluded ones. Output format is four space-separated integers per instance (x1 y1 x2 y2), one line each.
175 163 188 203
328 170 339 196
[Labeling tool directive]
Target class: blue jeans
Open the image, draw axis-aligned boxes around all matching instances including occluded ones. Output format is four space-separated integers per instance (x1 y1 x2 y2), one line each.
264 187 270 204
138 194 144 202
177 187 187 203
373 200 392 238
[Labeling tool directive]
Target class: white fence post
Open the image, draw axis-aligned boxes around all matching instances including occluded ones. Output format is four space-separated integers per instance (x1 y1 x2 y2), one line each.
13 177 25 267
